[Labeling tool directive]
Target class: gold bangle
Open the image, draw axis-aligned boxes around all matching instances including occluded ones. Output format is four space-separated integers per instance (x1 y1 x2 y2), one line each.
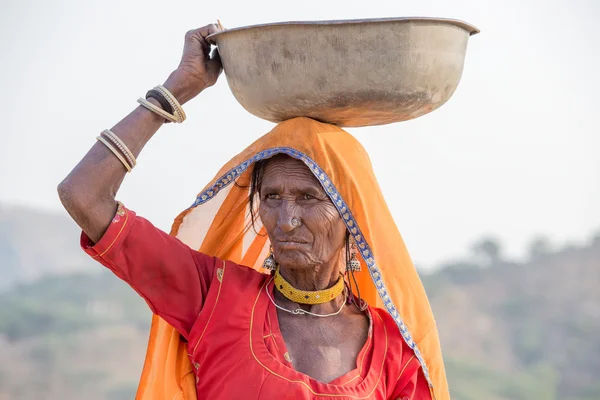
155 85 186 122
101 129 136 167
96 136 132 172
137 98 179 123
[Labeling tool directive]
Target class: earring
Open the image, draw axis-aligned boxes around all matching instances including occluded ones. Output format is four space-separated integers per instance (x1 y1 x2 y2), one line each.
263 245 277 271
346 237 361 272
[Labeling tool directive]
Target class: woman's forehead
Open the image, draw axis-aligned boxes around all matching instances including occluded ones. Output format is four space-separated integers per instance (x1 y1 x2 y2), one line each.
261 155 322 190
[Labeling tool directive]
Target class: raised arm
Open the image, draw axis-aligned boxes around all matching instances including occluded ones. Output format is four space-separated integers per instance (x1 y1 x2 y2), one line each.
57 25 222 242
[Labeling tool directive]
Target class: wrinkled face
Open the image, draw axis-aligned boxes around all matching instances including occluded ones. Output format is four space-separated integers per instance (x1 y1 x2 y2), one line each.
258 155 347 271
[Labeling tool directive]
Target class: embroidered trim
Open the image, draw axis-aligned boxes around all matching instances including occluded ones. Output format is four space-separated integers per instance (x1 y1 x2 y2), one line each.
265 311 281 354
93 204 130 259
187 147 433 388
396 355 416 382
191 260 226 356
112 201 126 223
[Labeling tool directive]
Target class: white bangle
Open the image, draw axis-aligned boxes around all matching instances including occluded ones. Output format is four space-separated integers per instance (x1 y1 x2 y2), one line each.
101 129 136 168
137 98 179 123
155 85 186 123
96 136 132 172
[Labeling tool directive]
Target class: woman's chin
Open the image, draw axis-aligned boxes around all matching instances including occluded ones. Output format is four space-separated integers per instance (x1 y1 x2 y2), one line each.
276 252 312 270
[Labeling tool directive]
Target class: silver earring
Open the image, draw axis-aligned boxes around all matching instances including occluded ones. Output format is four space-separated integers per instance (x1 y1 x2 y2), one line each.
347 237 361 272
263 245 277 271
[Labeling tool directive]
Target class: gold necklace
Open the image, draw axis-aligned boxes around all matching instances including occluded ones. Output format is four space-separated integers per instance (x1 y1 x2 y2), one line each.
273 267 345 305
266 277 346 318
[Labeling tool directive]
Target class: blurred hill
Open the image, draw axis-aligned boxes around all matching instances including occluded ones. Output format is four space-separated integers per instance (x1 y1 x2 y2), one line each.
421 235 600 400
0 273 150 400
0 204 95 290
0 204 598 400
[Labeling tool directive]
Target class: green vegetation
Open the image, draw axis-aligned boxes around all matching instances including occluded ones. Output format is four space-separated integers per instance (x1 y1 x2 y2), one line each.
446 358 558 400
0 272 150 341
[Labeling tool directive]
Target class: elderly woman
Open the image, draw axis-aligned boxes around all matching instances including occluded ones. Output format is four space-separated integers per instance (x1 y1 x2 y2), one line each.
58 24 447 400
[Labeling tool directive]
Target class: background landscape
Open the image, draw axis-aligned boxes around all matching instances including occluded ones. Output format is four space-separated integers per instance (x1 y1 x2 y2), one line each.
2 0 599 399
1 203 598 400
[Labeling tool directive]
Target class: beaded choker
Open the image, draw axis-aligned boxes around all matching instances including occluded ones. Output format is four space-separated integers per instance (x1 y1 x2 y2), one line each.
273 268 345 305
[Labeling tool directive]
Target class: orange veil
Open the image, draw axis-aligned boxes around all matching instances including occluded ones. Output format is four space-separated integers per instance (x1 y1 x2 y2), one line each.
135 117 448 400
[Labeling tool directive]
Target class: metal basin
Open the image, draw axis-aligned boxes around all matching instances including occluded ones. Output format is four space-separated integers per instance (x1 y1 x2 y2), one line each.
208 17 479 127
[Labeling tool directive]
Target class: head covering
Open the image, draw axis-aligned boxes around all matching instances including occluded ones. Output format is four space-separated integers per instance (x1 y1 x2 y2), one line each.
135 117 448 400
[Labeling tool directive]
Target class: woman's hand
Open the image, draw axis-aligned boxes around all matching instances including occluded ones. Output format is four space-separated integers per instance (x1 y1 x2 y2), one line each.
163 24 223 105
58 24 224 242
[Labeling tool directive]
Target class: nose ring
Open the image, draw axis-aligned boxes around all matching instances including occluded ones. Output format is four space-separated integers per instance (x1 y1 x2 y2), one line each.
291 217 302 227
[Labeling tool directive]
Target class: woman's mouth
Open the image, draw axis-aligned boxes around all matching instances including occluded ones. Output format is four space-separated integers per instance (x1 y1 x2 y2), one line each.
277 240 309 250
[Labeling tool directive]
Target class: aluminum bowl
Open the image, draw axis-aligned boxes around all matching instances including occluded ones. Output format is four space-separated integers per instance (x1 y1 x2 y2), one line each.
208 17 479 127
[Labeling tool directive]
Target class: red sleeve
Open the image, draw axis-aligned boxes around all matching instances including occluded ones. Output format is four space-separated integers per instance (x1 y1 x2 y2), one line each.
389 355 432 400
80 203 217 339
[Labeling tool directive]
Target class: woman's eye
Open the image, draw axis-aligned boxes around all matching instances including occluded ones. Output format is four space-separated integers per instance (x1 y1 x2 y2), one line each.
265 193 280 200
302 194 315 200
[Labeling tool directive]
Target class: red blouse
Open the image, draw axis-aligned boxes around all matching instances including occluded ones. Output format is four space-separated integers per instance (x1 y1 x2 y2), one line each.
82 205 431 399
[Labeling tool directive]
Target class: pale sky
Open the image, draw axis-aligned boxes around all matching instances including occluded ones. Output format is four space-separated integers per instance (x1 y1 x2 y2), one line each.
1 0 598 268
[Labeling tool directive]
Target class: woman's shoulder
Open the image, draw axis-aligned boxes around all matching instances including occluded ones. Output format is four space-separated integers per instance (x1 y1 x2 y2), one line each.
370 306 406 340
370 306 420 367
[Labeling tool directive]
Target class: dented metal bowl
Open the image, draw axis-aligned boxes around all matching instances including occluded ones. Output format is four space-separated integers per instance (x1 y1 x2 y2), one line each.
208 17 479 127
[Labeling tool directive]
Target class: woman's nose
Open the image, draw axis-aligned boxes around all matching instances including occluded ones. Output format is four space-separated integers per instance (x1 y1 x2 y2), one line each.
277 200 297 232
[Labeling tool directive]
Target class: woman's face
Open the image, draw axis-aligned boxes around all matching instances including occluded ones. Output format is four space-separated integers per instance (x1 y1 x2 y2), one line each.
258 155 347 271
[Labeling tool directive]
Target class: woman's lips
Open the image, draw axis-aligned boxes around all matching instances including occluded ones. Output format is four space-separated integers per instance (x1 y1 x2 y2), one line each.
276 240 309 250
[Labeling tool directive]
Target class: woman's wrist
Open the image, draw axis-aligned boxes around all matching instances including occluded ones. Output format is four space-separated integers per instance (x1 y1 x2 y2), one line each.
162 69 207 106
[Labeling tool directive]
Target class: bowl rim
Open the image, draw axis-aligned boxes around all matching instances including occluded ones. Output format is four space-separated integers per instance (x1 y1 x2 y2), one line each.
207 17 480 43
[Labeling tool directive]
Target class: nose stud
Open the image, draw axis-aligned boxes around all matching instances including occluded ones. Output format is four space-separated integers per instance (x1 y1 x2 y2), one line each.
291 217 302 227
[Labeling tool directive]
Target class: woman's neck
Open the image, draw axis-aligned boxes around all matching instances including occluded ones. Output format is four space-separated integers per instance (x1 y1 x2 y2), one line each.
275 256 346 313
278 258 342 292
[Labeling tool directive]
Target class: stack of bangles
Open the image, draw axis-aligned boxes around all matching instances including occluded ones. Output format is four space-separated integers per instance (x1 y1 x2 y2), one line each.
138 85 186 124
96 85 185 173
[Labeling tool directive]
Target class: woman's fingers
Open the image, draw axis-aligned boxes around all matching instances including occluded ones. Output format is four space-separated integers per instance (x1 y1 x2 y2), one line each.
206 47 223 79
168 24 223 100
183 24 220 58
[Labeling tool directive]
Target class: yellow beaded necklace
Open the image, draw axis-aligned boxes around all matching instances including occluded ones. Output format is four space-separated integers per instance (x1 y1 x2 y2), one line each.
273 267 345 305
